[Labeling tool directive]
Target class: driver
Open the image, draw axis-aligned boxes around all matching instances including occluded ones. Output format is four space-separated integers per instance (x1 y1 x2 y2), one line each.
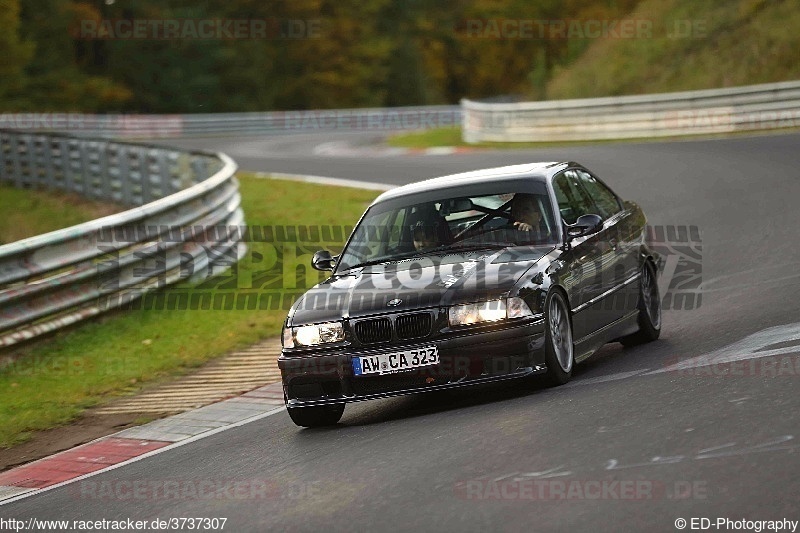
510 193 549 239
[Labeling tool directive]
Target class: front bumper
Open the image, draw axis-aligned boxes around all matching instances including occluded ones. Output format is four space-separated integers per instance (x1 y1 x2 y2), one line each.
278 318 547 408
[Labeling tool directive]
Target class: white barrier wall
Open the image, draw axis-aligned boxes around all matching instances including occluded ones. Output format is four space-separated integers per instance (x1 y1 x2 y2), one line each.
461 81 800 143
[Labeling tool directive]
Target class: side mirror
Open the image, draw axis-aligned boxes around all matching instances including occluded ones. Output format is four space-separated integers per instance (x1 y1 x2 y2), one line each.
311 250 336 271
566 214 603 240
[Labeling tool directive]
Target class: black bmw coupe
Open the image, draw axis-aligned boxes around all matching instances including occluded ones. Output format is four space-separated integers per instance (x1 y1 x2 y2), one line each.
279 162 661 427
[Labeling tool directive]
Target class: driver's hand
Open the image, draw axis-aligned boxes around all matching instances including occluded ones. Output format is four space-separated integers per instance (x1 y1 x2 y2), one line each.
514 221 532 231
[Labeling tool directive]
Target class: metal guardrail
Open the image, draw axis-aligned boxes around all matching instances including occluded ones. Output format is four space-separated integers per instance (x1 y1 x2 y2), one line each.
0 106 462 139
462 80 800 143
0 129 244 348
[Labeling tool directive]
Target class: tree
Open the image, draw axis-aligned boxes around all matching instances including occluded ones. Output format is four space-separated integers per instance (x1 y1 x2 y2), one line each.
0 0 34 108
10 0 131 111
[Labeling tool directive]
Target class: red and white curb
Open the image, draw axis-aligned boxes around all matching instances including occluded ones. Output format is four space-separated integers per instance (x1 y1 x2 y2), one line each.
0 382 286 505
313 141 476 157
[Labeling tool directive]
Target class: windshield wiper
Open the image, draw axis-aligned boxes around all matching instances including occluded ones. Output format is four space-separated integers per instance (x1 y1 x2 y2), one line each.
343 251 424 271
421 242 517 255
343 242 517 270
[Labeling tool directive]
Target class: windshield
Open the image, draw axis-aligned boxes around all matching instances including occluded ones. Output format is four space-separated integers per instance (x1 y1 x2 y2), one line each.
336 191 557 271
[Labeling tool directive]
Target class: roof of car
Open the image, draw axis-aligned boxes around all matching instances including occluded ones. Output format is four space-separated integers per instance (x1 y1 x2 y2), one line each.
372 162 569 205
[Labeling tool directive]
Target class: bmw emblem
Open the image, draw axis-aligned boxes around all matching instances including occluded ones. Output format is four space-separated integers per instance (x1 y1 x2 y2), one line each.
387 298 402 307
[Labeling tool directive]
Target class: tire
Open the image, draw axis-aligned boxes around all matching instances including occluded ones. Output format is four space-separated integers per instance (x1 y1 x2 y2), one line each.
287 404 345 428
620 260 662 347
542 290 574 386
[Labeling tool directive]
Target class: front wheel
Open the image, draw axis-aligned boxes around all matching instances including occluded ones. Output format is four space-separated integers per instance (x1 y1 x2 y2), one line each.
620 261 662 346
542 290 574 386
287 404 345 428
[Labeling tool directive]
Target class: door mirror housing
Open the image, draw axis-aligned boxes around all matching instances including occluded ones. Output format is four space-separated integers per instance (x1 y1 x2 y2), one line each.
566 214 603 240
311 250 337 271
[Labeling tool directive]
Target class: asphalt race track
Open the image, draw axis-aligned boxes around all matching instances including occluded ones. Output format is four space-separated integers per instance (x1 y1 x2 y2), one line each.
5 132 800 531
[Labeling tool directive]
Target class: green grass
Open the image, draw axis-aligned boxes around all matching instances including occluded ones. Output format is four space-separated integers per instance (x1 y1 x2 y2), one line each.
387 127 466 148
386 126 800 150
545 0 800 99
386 127 625 149
0 185 122 245
0 174 379 448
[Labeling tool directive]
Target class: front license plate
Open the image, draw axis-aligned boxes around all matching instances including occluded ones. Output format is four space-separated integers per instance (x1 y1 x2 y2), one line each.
352 346 439 376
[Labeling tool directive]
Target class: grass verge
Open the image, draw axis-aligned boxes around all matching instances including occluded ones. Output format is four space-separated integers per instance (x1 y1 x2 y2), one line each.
387 126 800 150
0 174 379 448
385 127 601 149
0 185 123 245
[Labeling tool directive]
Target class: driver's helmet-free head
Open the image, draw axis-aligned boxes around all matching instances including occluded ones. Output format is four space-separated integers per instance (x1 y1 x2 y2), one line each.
412 220 438 250
511 193 542 226
408 203 451 249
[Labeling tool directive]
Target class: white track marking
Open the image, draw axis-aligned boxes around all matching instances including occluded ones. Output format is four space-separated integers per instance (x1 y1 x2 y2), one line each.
649 322 800 374
257 172 395 191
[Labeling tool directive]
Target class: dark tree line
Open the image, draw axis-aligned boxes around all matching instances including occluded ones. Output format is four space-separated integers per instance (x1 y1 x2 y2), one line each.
1 0 642 112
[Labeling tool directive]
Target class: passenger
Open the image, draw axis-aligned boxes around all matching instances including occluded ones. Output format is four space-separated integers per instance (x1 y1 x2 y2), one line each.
412 221 439 251
408 203 452 251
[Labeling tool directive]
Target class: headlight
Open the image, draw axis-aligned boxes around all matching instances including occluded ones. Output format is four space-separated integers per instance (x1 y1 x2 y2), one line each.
282 325 293 347
448 297 534 326
449 300 506 325
283 321 345 347
507 297 534 318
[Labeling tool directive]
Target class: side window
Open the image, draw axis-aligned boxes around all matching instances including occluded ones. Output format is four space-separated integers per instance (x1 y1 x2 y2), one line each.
553 170 596 224
575 169 621 219
553 174 578 224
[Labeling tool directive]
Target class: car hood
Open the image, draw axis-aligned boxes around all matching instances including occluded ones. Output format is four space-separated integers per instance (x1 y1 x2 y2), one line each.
287 246 553 325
